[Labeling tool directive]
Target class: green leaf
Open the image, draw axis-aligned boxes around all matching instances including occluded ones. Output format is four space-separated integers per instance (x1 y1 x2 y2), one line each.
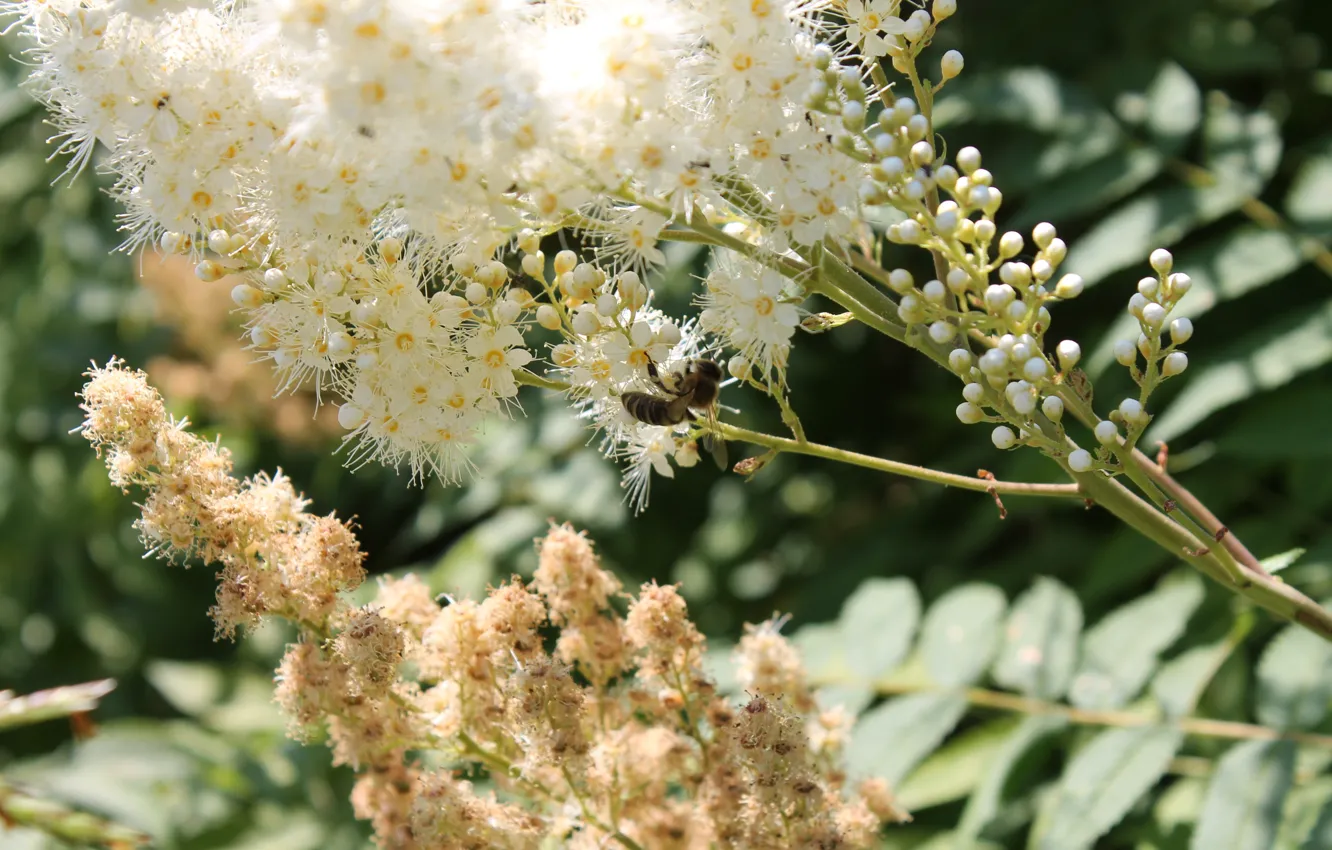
1301 793 1332 850
1149 300 1332 443
957 715 1069 843
846 692 968 785
838 577 921 682
1069 574 1203 710
920 583 1008 687
1151 612 1251 718
1064 103 1281 287
1029 725 1184 850
896 716 1021 812
992 577 1083 700
1286 138 1332 230
1191 740 1296 850
1256 609 1332 729
1261 548 1306 575
1142 63 1202 147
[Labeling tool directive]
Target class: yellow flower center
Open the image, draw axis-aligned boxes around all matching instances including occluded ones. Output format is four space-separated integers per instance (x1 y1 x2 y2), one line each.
395 332 415 351
755 296 775 317
484 349 506 369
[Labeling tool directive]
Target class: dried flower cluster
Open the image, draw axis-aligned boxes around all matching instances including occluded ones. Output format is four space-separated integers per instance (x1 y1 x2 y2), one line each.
78 360 907 849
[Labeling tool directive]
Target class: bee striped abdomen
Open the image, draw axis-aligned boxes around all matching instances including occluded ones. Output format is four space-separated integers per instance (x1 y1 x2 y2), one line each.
622 392 686 426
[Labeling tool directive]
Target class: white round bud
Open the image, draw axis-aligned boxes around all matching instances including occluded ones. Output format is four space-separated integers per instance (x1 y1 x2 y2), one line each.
1023 357 1049 381
262 268 287 290
1170 317 1194 345
379 237 403 264
536 304 561 330
1056 340 1081 370
933 0 956 19
517 228 540 255
1006 301 1029 325
1068 449 1093 472
1163 351 1189 377
1032 259 1054 282
1128 293 1149 318
207 229 231 254
230 283 262 307
1042 395 1064 421
910 140 935 166
934 164 959 190
1094 420 1120 445
495 299 521 324
956 402 984 425
1032 222 1057 249
465 281 488 304
949 348 973 372
1011 388 1037 416
999 231 1024 259
1168 272 1192 297
903 179 927 201
1044 238 1068 266
963 382 984 403
1011 342 1033 364
878 156 906 180
946 267 970 294
1149 248 1173 275
1141 302 1167 327
922 279 947 303
1113 339 1137 367
159 231 185 254
571 307 601 336
327 331 353 356
728 355 751 380
969 185 992 209
974 219 997 243
991 426 1018 450
887 268 914 294
935 208 959 235
906 113 930 140
929 320 956 343
984 284 1016 312
596 293 619 316
554 250 578 275
657 321 682 346
1119 398 1145 424
1055 273 1084 299
956 146 981 175
896 219 922 243
904 9 932 41
941 49 964 80
979 348 1009 375
195 260 225 282
337 404 366 430
521 252 545 278
898 294 924 323
1137 277 1159 299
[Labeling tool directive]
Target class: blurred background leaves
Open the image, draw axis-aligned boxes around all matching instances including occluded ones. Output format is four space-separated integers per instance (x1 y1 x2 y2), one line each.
2 0 1332 847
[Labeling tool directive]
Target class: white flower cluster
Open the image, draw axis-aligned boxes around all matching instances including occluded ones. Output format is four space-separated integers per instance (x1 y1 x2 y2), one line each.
5 0 962 506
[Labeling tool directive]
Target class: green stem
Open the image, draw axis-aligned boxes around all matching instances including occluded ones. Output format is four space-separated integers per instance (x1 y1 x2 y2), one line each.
718 421 1082 500
809 677 1332 749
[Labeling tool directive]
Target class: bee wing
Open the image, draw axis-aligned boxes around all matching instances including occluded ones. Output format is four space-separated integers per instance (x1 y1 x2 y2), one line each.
703 432 728 471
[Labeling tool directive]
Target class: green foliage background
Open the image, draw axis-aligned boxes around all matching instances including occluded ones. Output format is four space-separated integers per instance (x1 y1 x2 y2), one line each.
3 0 1332 847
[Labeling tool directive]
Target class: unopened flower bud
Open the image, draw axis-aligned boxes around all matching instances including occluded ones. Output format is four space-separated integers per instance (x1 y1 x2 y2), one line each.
1032 222 1057 249
728 355 750 380
956 402 984 424
929 320 955 343
1141 302 1167 327
887 268 914 294
956 146 981 175
1128 293 1148 318
1094 420 1119 445
1163 351 1188 376
979 348 1009 375
159 231 185 254
984 284 1016 312
946 267 970 294
940 49 964 80
1068 448 1093 472
934 164 959 191
1137 277 1159 299
898 294 923 322
949 348 973 372
338 404 366 430
991 426 1018 449
596 293 619 316
465 281 487 304
1055 273 1084 299
1113 339 1137 367
974 219 997 243
1170 317 1193 345
262 268 287 290
1042 395 1064 421
536 304 561 330
231 283 262 307
554 249 578 275
1168 272 1192 297
572 308 600 336
922 279 947 303
963 382 984 403
1056 340 1081 370
906 113 930 140
933 0 956 19
999 231 1023 259
1044 238 1067 266
1119 398 1146 424
207 229 230 254
521 251 545 278
1149 248 1173 275
1023 357 1049 381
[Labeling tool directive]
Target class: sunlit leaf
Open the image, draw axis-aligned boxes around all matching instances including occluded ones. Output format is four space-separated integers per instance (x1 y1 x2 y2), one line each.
896 716 1021 811
957 715 1068 843
992 577 1083 701
1256 606 1332 729
920 583 1007 687
1191 740 1296 850
1069 574 1203 710
1029 725 1184 850
838 577 921 682
847 692 968 785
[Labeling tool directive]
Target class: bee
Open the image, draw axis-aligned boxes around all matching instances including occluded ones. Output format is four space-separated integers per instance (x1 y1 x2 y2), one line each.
621 358 728 470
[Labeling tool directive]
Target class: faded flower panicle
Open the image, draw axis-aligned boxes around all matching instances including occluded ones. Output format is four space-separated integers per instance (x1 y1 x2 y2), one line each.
81 364 901 848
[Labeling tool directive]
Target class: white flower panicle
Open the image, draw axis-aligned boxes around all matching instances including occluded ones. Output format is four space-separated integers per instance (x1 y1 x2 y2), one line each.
16 0 1161 509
